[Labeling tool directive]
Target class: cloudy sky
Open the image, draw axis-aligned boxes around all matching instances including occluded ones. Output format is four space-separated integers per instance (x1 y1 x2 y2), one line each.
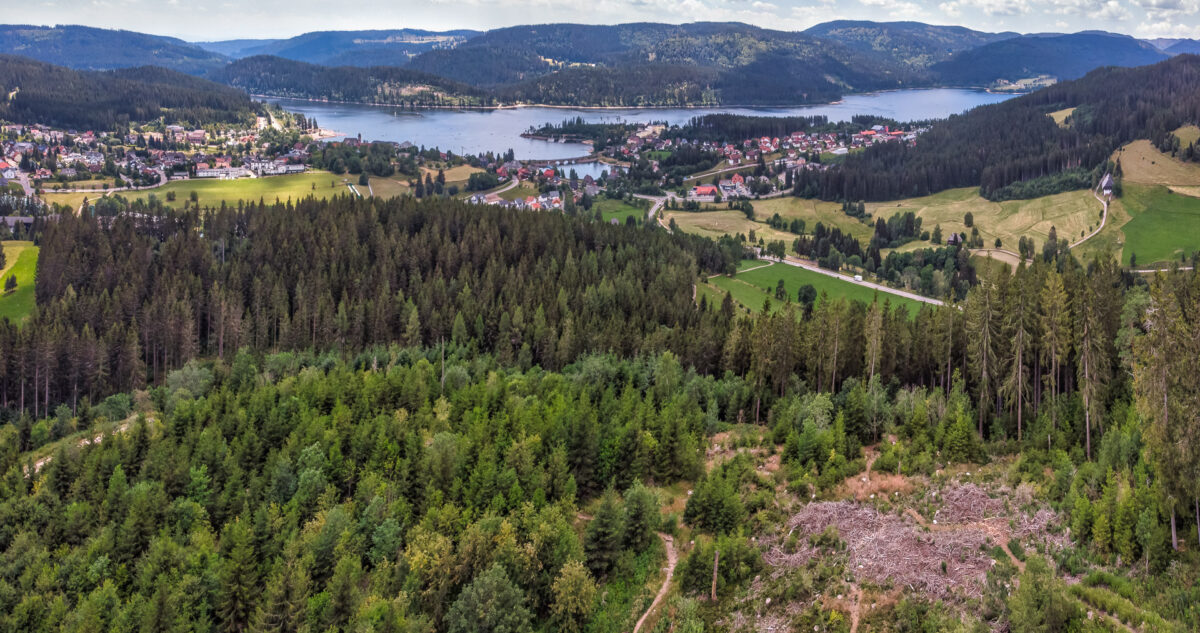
7 0 1198 41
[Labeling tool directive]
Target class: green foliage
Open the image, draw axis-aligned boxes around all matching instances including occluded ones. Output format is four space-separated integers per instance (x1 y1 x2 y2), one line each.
446 563 532 633
1007 557 1083 632
550 560 596 633
584 489 626 578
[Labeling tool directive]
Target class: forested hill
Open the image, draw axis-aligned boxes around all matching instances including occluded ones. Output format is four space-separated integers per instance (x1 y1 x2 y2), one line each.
196 29 480 66
0 24 227 75
932 32 1168 86
0 55 256 129
793 53 1200 202
803 20 1017 69
210 56 491 107
405 22 919 104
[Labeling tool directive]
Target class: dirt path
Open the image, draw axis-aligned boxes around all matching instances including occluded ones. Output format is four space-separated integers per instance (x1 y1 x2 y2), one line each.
633 532 677 633
28 418 139 475
848 584 864 633
575 511 677 633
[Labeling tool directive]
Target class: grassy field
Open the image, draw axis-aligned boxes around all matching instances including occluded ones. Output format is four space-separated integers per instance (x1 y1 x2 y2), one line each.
1049 107 1076 127
498 182 540 201
1117 185 1200 266
44 172 351 211
366 176 410 199
664 209 796 243
751 197 874 241
865 187 1099 252
708 261 924 315
0 241 38 324
1174 125 1200 147
1113 140 1200 186
592 197 645 223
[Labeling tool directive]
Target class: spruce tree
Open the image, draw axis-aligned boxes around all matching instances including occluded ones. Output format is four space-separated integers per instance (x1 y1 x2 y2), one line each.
584 489 625 578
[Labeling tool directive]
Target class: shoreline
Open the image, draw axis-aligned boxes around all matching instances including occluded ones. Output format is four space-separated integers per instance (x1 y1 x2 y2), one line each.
255 86 1019 114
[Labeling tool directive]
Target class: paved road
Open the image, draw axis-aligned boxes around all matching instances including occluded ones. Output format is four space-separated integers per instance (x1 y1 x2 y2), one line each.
762 254 945 306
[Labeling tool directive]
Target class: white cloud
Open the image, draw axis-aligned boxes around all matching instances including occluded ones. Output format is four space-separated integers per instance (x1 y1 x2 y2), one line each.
938 0 1030 17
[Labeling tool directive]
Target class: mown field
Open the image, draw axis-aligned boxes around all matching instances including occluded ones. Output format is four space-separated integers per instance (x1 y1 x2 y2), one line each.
0 241 38 324
1113 140 1200 186
664 209 796 243
592 197 645 223
1118 185 1200 266
866 187 1100 252
44 172 353 211
751 196 873 241
706 261 924 316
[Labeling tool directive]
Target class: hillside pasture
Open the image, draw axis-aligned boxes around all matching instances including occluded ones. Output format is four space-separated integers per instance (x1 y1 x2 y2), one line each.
1049 107 1076 127
1113 140 1200 186
865 187 1098 252
0 241 38 324
707 261 924 316
1117 184 1200 266
751 196 873 241
1173 124 1200 147
664 209 796 243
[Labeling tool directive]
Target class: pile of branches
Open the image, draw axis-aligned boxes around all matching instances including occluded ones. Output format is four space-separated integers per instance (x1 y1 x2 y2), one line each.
932 483 1007 524
773 501 994 601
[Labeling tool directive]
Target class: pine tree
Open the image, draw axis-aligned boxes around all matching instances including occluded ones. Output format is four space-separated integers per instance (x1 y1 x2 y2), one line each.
584 489 625 578
623 481 659 552
218 519 258 633
446 563 532 633
1039 271 1070 424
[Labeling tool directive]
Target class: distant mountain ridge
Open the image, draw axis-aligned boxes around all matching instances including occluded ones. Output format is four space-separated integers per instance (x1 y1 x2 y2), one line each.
803 20 1018 69
0 21 1185 109
0 24 226 74
932 32 1167 86
195 29 479 66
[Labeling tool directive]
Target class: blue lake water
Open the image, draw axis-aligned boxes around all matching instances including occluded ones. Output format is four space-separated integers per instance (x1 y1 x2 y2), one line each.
268 88 1016 161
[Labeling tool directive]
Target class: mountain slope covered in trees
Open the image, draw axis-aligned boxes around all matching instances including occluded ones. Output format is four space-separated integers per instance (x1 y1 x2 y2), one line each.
792 53 1200 202
404 22 919 103
932 32 1168 85
0 55 255 129
210 56 490 106
196 29 479 66
0 24 227 75
804 20 1017 69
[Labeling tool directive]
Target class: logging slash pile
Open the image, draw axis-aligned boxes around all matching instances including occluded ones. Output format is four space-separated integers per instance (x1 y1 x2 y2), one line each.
768 500 994 601
763 483 1065 603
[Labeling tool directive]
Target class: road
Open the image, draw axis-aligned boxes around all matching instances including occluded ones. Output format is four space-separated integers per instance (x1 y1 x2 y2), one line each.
1069 190 1109 249
762 254 945 306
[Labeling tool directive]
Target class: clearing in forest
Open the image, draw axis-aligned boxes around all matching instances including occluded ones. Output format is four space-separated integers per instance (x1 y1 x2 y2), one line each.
0 241 38 324
866 187 1098 254
704 262 924 316
664 209 796 243
43 171 350 211
1113 140 1200 186
1049 107 1077 127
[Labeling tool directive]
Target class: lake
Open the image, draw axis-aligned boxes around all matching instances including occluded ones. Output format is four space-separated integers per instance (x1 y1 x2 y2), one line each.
268 88 1016 161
